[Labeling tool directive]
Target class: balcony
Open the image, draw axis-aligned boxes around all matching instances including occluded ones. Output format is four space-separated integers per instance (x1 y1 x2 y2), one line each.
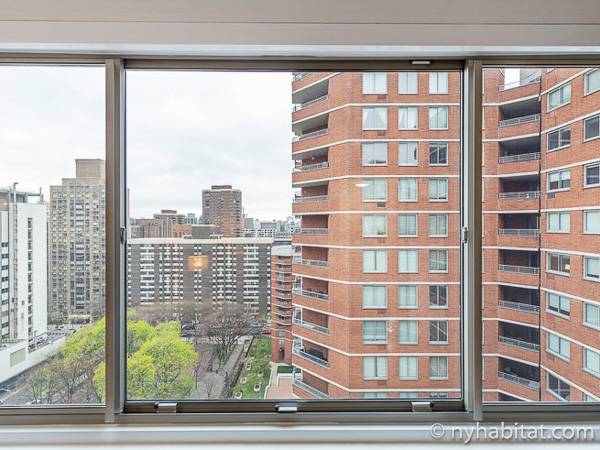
498 152 540 164
498 228 540 237
293 228 329 235
292 288 329 301
499 336 540 352
292 376 329 399
293 162 329 173
499 190 540 200
293 318 329 335
498 371 540 390
498 75 541 91
499 300 540 313
293 345 330 368
499 114 540 128
293 128 328 142
293 94 329 112
293 257 329 268
499 264 540 275
293 195 328 203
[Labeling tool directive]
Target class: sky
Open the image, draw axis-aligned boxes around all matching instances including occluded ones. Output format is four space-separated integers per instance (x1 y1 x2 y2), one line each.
0 66 293 221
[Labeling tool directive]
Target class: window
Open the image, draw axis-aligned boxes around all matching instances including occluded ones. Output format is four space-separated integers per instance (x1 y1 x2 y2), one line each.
429 106 448 130
547 212 570 233
398 178 418 201
547 82 571 111
429 178 448 201
398 142 418 166
398 214 417 237
363 250 387 273
429 142 448 165
429 356 448 379
429 321 448 344
584 348 600 377
398 321 418 344
363 392 388 399
584 256 600 281
547 332 570 360
429 285 448 308
547 125 571 151
363 286 387 309
584 303 600 329
429 214 448 237
429 72 448 94
584 210 600 234
547 293 571 317
547 169 570 192
398 250 418 273
363 215 387 237
363 321 387 344
398 106 418 129
584 162 600 187
362 142 388 165
398 72 418 94
398 285 418 308
362 178 387 201
399 357 418 380
363 356 388 380
429 249 448 272
585 69 600 95
362 106 388 130
584 114 599 141
362 72 387 94
547 252 571 275
548 374 571 401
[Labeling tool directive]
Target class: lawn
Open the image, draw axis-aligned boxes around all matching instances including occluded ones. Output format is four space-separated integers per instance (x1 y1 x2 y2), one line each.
231 337 272 399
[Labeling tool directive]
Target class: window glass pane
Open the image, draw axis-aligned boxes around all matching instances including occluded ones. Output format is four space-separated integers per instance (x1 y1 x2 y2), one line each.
398 106 418 129
584 115 599 140
429 142 448 165
362 142 388 165
585 69 600 95
399 321 418 344
398 285 417 308
0 65 105 406
362 72 387 95
398 178 417 201
398 214 417 236
362 107 387 130
398 142 418 166
398 72 417 94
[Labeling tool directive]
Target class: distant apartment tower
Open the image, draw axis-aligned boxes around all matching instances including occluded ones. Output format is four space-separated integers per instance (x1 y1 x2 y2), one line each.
202 185 243 237
48 159 105 322
270 245 293 364
130 209 188 239
127 237 273 318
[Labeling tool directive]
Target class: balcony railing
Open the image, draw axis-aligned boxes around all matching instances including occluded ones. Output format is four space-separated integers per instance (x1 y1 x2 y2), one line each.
499 300 540 313
498 152 541 164
498 371 540 389
292 377 329 399
292 346 330 368
499 114 540 127
293 258 329 268
293 195 329 203
293 318 329 335
293 228 329 235
498 264 540 275
273 291 292 299
498 76 541 91
499 336 540 352
293 128 329 142
293 94 329 112
292 288 329 301
499 190 540 200
273 317 292 326
293 162 329 173
293 72 311 82
498 228 540 237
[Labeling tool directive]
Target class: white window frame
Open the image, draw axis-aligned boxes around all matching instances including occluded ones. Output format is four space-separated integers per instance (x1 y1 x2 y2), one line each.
547 292 571 318
398 213 418 237
546 125 571 151
584 162 600 188
399 356 418 380
363 320 388 344
398 177 418 202
583 256 600 282
363 356 388 380
584 210 600 234
429 356 449 380
547 82 571 111
398 250 418 274
362 214 387 237
584 302 600 330
429 249 448 273
584 68 600 96
429 320 449 344
428 106 448 130
362 72 387 95
547 169 571 192
547 332 571 361
362 142 388 166
398 106 418 130
428 213 448 237
583 114 599 142
362 285 387 310
583 348 600 378
362 106 388 130
428 178 448 202
546 212 570 233
398 284 418 309
398 320 418 344
547 252 571 276
362 178 388 202
429 72 448 94
429 285 448 309
429 142 448 166
363 249 388 273
398 141 418 166
398 72 418 94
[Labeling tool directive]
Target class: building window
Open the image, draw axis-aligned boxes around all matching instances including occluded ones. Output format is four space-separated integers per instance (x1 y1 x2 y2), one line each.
428 106 448 130
429 356 448 379
547 292 571 317
363 215 387 237
398 106 418 130
398 285 418 308
584 69 600 95
547 169 571 192
584 162 600 187
429 142 448 165
429 320 448 344
547 125 571 151
547 212 570 233
363 321 387 344
363 356 388 380
398 250 418 273
398 213 417 237
363 392 388 399
429 72 448 94
362 285 387 309
363 250 387 273
362 142 388 166
398 142 418 166
584 114 600 141
362 72 387 95
398 178 418 202
398 321 418 344
398 72 418 94
584 348 600 378
584 210 600 234
547 252 571 276
548 374 571 401
547 82 571 111
399 356 418 380
429 249 448 273
584 256 600 281
584 303 600 330
362 106 388 130
362 178 387 201
428 178 448 201
429 285 448 308
428 213 448 237
547 332 570 361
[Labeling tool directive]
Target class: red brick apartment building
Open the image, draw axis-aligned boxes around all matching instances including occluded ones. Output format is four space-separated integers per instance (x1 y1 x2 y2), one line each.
282 68 600 402
271 245 293 364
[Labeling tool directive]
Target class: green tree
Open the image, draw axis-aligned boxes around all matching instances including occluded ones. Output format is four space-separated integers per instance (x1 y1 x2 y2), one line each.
127 353 156 399
127 319 156 354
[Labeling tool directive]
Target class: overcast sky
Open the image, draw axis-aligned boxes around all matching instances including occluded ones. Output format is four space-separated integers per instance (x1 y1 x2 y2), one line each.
1 66 293 220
